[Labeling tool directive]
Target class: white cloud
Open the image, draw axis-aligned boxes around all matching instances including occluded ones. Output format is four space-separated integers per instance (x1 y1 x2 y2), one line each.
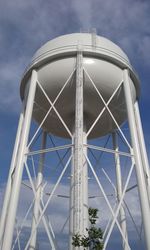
0 0 150 112
0 168 143 249
71 0 92 30
0 57 27 113
0 2 149 249
71 0 150 68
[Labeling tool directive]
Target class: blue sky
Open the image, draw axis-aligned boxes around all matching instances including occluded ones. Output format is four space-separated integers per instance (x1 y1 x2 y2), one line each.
0 0 150 249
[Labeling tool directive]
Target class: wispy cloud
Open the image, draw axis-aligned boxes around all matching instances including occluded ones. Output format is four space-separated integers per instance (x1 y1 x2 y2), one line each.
0 2 149 249
0 0 150 111
0 173 143 249
71 0 150 67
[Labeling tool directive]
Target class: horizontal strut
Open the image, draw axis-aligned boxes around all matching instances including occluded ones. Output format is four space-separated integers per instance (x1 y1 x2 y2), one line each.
85 144 133 158
26 144 73 156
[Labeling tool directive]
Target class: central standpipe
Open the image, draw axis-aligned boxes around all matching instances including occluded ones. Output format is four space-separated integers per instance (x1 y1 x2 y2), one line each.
73 49 84 235
70 49 88 249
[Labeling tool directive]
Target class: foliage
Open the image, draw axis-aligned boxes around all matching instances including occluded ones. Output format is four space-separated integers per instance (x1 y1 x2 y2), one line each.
72 207 103 250
88 207 99 225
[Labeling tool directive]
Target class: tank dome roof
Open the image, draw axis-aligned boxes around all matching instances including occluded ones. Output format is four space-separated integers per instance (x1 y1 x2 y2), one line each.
32 33 129 65
27 33 132 73
21 33 139 99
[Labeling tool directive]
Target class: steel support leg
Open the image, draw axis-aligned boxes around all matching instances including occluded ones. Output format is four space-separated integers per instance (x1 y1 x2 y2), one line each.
123 69 150 250
134 101 150 203
2 70 37 250
0 112 24 246
69 143 75 250
29 131 47 250
112 132 129 250
82 131 88 235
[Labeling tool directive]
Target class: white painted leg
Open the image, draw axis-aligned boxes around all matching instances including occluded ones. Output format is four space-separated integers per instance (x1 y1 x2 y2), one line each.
123 69 150 250
29 131 47 250
134 101 150 204
82 131 88 235
69 141 75 250
2 70 37 250
0 112 24 246
112 132 129 250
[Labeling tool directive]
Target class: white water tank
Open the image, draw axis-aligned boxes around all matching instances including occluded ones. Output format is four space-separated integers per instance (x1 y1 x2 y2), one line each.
20 33 139 138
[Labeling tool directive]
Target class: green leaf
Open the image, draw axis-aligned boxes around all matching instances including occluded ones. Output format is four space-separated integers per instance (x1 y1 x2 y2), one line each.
72 233 82 247
88 207 99 225
72 207 104 249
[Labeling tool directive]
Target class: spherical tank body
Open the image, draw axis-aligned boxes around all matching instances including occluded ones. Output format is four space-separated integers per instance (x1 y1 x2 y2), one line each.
20 33 140 138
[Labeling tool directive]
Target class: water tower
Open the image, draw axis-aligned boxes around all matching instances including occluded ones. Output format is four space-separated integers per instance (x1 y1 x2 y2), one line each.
0 32 150 250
